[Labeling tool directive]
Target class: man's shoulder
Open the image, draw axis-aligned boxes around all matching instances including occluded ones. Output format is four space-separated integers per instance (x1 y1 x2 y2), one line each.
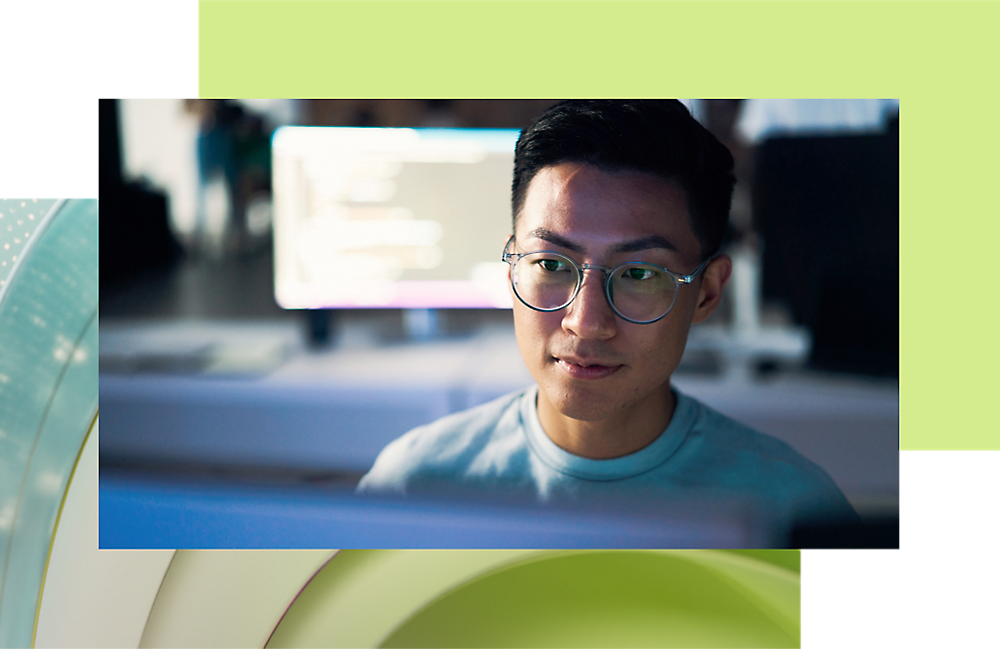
356 387 529 495
400 388 527 449
680 392 857 519
683 393 814 468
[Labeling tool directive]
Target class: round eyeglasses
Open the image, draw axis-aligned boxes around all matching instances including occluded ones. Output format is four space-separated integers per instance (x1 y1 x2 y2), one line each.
502 236 714 324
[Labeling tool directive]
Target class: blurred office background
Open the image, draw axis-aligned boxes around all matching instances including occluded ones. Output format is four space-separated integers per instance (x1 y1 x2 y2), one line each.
99 99 898 547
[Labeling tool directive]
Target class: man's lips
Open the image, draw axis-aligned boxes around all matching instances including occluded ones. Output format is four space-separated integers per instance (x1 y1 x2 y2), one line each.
553 355 623 380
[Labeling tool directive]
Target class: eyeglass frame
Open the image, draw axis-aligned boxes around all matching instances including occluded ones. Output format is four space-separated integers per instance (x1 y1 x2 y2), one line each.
501 235 716 325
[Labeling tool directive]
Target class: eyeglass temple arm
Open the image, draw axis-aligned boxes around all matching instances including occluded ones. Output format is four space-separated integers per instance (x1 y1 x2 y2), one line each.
677 254 719 284
502 235 515 261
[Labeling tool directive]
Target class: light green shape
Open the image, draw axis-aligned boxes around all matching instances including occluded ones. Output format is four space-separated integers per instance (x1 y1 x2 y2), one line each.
267 550 799 648
726 548 799 574
198 1 926 98
0 200 99 647
199 0 1000 449
267 550 552 649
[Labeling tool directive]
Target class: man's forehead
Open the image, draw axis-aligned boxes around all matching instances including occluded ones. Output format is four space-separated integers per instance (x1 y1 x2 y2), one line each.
516 163 699 259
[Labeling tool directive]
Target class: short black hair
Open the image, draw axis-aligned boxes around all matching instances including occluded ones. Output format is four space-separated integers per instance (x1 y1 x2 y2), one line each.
512 100 736 258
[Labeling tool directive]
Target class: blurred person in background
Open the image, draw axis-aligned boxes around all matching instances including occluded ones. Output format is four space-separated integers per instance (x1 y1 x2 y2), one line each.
187 100 273 256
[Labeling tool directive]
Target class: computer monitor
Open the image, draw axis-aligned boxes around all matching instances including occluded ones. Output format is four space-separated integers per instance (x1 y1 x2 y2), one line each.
272 127 520 310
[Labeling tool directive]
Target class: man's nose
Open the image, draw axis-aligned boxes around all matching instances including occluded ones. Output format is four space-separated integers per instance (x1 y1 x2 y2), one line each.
561 269 617 340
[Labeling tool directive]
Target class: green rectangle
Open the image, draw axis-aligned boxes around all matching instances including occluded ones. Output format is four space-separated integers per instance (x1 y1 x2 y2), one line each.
200 1 1000 449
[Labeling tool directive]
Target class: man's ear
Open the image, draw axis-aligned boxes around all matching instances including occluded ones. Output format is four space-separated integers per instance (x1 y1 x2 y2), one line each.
691 254 732 325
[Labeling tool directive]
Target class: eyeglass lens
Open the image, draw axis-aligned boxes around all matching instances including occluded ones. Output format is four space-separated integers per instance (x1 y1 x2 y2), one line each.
511 252 677 322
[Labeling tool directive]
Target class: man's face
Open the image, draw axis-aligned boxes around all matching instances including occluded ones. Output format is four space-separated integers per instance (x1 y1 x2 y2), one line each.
511 162 725 424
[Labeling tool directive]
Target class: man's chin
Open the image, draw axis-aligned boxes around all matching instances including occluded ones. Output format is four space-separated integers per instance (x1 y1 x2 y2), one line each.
544 392 622 423
537 375 673 426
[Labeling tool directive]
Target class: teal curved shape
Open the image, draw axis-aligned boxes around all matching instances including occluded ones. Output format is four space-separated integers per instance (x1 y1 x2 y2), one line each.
0 199 98 647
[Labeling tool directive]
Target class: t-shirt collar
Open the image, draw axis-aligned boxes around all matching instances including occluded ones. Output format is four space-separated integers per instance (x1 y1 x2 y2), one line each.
519 385 693 481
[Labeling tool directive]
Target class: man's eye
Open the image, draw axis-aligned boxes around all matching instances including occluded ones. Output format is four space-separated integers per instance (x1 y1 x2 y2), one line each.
624 267 656 280
537 258 569 272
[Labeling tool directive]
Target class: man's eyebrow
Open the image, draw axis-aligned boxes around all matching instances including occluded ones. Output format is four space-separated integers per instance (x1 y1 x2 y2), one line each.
525 228 586 253
609 235 678 254
525 229 678 255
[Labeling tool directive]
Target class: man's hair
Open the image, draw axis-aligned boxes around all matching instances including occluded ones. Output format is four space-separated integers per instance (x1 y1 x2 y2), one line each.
512 100 736 258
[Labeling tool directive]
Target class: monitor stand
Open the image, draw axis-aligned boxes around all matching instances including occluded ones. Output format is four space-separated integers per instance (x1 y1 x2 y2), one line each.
305 309 335 348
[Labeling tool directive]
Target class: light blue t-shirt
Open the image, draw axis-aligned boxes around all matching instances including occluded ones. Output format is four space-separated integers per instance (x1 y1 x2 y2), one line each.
357 386 857 532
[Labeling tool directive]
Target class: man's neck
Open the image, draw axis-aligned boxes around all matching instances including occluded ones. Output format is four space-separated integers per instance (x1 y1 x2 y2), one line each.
535 384 676 460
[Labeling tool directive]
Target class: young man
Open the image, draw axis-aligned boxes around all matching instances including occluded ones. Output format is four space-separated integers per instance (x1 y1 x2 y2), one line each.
357 100 857 535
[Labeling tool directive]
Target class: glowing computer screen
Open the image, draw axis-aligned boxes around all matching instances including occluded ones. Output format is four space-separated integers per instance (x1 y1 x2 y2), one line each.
272 127 519 310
